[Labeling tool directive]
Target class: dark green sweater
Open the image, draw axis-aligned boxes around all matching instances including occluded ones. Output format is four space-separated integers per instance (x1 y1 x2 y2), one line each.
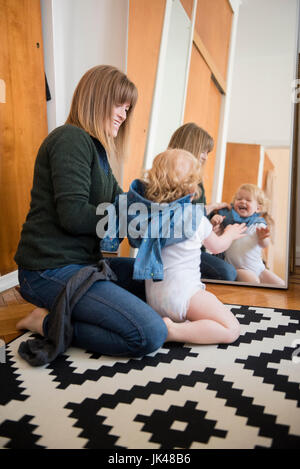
15 124 122 270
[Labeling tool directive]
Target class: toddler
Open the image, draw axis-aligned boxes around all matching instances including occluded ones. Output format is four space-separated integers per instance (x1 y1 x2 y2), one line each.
142 149 247 345
210 183 284 285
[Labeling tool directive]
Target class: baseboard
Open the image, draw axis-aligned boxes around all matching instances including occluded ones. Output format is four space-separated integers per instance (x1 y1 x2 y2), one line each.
0 270 18 293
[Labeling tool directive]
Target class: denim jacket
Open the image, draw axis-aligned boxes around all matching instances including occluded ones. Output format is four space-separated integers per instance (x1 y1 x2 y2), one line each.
100 179 204 280
217 207 267 227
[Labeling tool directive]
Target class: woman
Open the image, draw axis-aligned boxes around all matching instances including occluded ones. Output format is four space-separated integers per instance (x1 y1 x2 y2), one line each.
168 122 237 281
15 65 167 365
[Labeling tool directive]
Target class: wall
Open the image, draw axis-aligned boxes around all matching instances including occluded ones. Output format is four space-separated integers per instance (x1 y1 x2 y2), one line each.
264 148 290 279
227 0 298 146
40 0 129 132
226 0 300 269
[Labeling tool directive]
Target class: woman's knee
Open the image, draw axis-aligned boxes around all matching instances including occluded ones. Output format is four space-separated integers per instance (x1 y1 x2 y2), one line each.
131 315 168 357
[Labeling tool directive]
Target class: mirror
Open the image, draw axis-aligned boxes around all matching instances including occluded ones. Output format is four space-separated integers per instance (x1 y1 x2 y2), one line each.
143 0 299 289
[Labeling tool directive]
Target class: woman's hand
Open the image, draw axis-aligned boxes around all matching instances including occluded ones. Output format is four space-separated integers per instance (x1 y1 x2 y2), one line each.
224 223 247 241
211 214 225 226
210 214 225 236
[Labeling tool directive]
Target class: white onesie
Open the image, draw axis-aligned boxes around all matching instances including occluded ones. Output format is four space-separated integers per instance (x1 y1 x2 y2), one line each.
224 222 266 276
145 216 212 322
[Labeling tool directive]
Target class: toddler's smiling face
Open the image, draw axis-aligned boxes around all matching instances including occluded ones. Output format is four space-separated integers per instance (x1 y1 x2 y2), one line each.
233 189 259 218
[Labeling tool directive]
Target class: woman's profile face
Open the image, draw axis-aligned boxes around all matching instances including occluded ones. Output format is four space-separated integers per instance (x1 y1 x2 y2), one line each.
199 151 208 165
108 102 131 137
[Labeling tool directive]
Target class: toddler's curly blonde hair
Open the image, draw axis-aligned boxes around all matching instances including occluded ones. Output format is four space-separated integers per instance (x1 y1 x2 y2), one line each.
143 149 203 203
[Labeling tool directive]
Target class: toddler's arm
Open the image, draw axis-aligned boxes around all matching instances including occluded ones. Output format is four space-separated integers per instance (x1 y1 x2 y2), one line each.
203 223 246 254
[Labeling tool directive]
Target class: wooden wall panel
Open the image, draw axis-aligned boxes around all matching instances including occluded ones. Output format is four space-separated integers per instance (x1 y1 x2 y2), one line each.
262 152 275 191
184 45 222 203
0 0 48 275
123 0 166 192
203 77 222 202
120 0 166 256
194 0 233 83
184 45 212 128
222 143 260 204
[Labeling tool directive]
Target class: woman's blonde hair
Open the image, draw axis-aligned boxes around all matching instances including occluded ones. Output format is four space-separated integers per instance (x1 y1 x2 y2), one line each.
233 183 274 226
66 65 138 161
143 149 203 203
168 123 214 165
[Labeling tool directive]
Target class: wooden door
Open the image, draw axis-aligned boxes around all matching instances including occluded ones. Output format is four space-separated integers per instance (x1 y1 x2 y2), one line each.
184 45 223 202
0 0 48 275
120 0 166 256
124 0 167 192
222 143 261 204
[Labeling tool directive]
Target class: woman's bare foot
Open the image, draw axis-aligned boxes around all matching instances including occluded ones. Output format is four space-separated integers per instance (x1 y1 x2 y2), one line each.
16 308 48 336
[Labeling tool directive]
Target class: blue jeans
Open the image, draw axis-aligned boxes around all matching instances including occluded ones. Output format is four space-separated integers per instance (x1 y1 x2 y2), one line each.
18 258 168 357
201 251 237 281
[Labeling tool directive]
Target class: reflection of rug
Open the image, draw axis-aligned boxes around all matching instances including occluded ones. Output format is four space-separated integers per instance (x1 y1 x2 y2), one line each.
0 305 300 449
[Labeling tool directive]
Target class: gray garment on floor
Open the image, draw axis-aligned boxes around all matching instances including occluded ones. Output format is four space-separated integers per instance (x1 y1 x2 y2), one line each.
18 260 117 366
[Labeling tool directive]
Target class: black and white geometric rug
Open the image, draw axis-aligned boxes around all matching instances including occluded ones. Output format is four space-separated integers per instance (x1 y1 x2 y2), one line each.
1 305 300 450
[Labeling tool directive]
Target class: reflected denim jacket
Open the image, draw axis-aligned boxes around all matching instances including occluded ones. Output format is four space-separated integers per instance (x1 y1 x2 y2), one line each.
100 179 204 280
217 207 267 227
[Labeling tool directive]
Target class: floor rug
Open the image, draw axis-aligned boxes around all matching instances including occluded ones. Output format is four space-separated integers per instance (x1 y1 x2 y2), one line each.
1 304 300 450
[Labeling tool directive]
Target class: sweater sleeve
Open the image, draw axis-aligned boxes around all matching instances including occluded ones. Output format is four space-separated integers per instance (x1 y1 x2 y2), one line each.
48 127 104 235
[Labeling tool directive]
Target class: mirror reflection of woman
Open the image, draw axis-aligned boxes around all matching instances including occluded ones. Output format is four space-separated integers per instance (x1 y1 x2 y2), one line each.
168 123 237 281
14 65 168 364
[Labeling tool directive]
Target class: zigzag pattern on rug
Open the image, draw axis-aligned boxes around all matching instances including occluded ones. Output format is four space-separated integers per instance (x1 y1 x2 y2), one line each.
0 305 300 449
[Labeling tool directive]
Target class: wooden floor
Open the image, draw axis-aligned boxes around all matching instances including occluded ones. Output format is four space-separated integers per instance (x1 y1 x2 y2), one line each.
0 267 299 345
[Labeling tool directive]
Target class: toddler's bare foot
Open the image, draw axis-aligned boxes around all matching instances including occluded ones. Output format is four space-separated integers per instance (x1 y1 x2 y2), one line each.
16 307 48 336
163 317 175 342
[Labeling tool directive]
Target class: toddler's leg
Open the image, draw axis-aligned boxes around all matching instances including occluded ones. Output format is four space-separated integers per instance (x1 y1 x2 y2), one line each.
164 290 240 345
236 268 260 283
259 268 285 286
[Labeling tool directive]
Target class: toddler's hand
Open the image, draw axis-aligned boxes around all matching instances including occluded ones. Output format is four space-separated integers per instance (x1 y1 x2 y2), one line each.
256 226 270 241
224 223 247 240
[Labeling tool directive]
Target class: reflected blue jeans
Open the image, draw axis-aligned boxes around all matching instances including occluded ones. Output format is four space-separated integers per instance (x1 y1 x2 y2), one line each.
201 251 237 281
18 258 168 357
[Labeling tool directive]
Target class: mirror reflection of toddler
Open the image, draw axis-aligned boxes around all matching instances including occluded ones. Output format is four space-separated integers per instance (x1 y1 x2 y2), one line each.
210 183 284 286
144 149 247 345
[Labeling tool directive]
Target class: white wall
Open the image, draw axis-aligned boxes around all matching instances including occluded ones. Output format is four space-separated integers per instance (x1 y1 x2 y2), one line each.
227 0 300 267
40 0 129 132
227 0 298 146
